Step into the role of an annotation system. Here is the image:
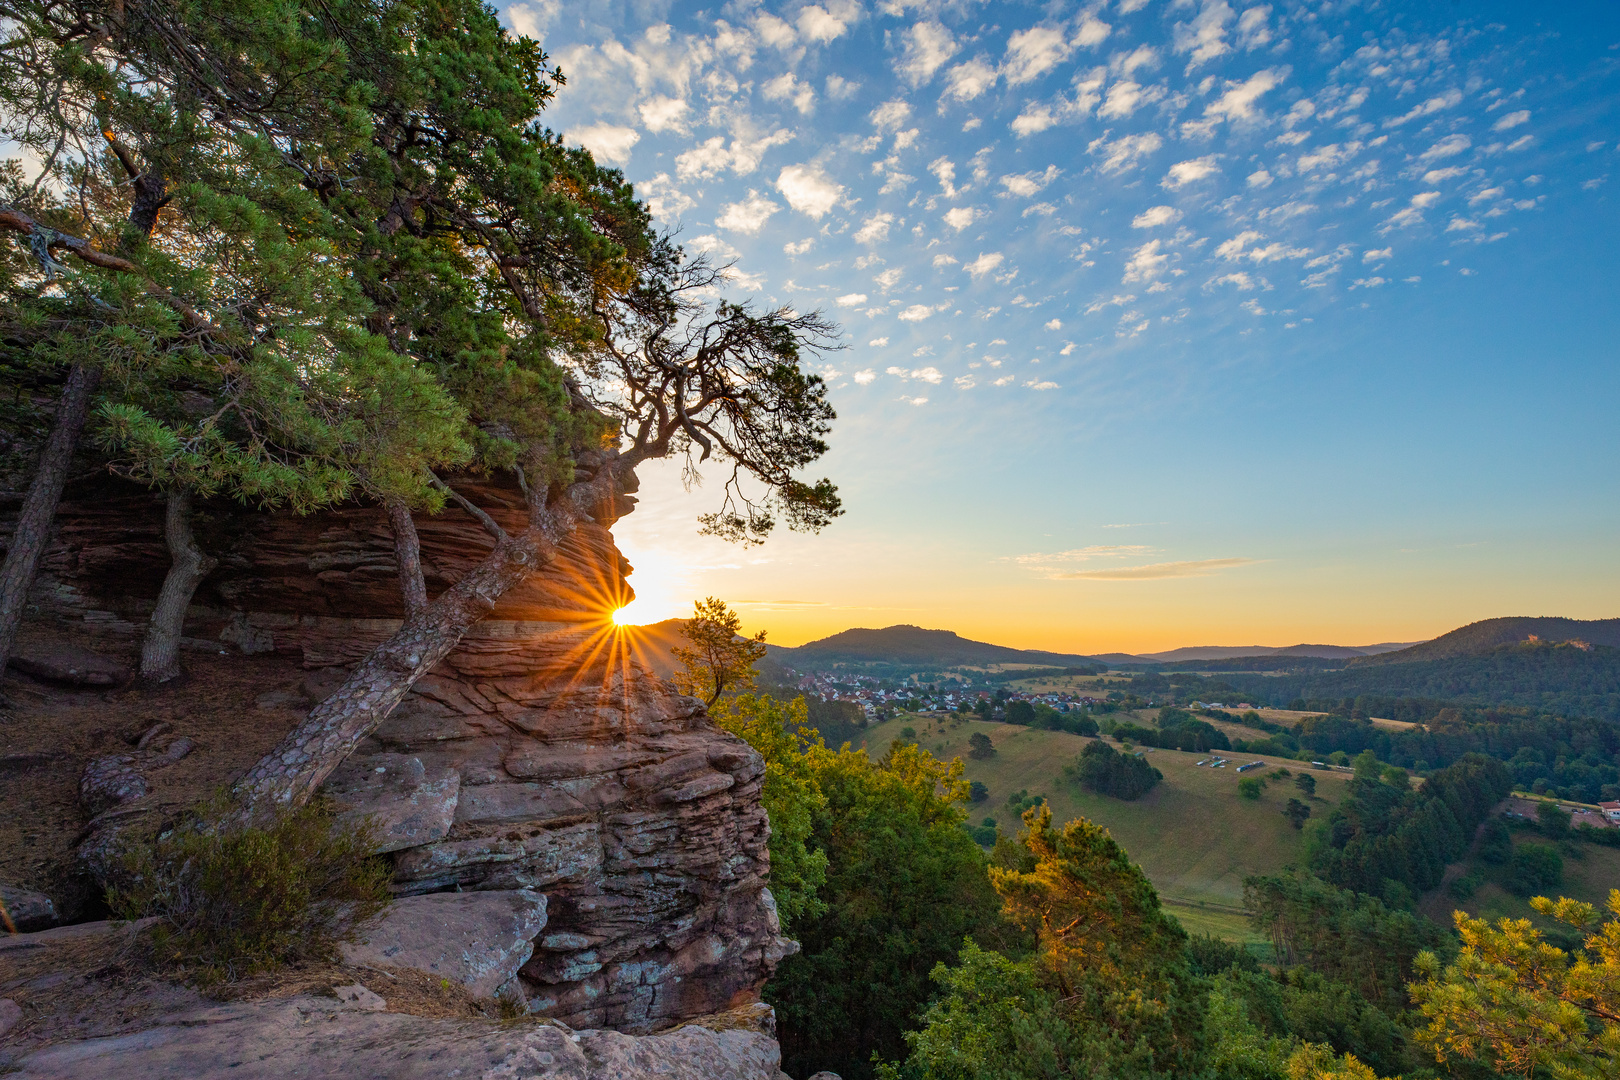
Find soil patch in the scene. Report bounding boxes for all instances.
[0,628,315,920]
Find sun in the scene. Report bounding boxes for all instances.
[611,601,642,627]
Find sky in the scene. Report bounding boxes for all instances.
[499,0,1620,654]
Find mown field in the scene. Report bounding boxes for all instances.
[855,713,1356,938]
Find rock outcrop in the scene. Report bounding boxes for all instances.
[7,995,793,1080]
[4,472,793,1034]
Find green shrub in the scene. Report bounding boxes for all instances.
[108,798,391,983]
[1238,777,1264,800]
[1505,842,1563,897]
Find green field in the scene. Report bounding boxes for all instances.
[856,714,1355,923]
[1419,833,1620,934]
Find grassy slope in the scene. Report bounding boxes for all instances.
[1419,833,1620,935]
[855,714,1356,936]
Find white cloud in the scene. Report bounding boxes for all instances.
[567,123,641,164]
[898,304,936,321]
[964,252,1005,277]
[1099,80,1166,120]
[1380,191,1441,230]
[753,12,797,50]
[1162,156,1221,189]
[1111,45,1159,76]
[1203,68,1283,124]
[797,1,859,43]
[1247,168,1274,188]
[1384,88,1463,128]
[835,293,868,306]
[1044,318,1062,330]
[900,396,929,406]
[928,156,958,197]
[1004,25,1074,85]
[688,234,743,261]
[1215,230,1309,262]
[1132,205,1183,228]
[1173,0,1235,70]
[503,0,561,39]
[1468,186,1505,206]
[853,212,896,244]
[640,173,695,220]
[826,74,860,101]
[1088,131,1164,174]
[999,165,1060,197]
[1211,271,1255,289]
[1123,239,1170,283]
[1011,104,1059,137]
[898,20,958,86]
[1493,109,1531,132]
[1237,5,1272,49]
[1076,15,1112,47]
[784,238,814,256]
[1421,166,1468,185]
[638,95,689,133]
[1026,379,1060,391]
[911,366,943,383]
[763,72,817,114]
[870,99,912,133]
[944,57,999,102]
[675,129,794,179]
[955,375,977,389]
[1295,142,1360,173]
[1363,247,1392,262]
[993,375,1016,386]
[715,190,781,234]
[874,267,905,290]
[776,164,844,217]
[932,254,959,267]
[944,206,982,231]
[1419,134,1472,162]
[868,337,888,347]
[853,369,876,384]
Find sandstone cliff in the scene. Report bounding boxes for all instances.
[1,472,793,1034]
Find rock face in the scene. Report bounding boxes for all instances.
[7,995,792,1080]
[340,889,548,999]
[7,472,793,1034]
[0,885,59,933]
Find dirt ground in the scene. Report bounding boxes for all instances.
[0,628,314,921]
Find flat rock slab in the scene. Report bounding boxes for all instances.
[7,642,128,687]
[5,995,790,1080]
[0,885,59,933]
[341,889,547,998]
[325,753,460,854]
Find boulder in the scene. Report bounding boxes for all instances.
[324,753,460,854]
[4,995,792,1079]
[0,884,59,933]
[8,641,128,687]
[340,890,548,999]
[78,755,147,816]
[0,999,19,1039]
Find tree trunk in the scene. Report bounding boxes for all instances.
[139,488,217,682]
[0,364,102,675]
[231,461,623,820]
[386,497,428,619]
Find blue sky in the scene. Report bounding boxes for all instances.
[502,0,1620,652]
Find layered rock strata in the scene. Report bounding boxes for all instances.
[4,473,792,1033]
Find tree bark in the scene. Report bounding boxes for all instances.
[231,460,624,820]
[139,488,217,682]
[386,497,428,619]
[0,364,102,675]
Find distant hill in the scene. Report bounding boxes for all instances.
[1140,642,1420,663]
[770,625,1099,671]
[1350,617,1620,666]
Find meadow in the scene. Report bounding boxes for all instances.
[856,713,1356,939]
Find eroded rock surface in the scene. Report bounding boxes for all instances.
[7,996,791,1080]
[340,889,547,999]
[0,885,58,933]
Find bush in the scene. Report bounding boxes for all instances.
[1505,842,1563,896]
[1448,871,1483,900]
[967,732,995,760]
[107,798,391,983]
[1186,931,1260,976]
[1066,741,1161,801]
[1283,798,1311,829]
[1238,777,1264,800]
[968,780,989,802]
[1478,818,1514,864]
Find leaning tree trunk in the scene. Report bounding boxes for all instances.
[139,488,218,682]
[0,364,103,675]
[386,497,428,619]
[231,460,624,820]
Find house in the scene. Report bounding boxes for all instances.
[1601,801,1620,824]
